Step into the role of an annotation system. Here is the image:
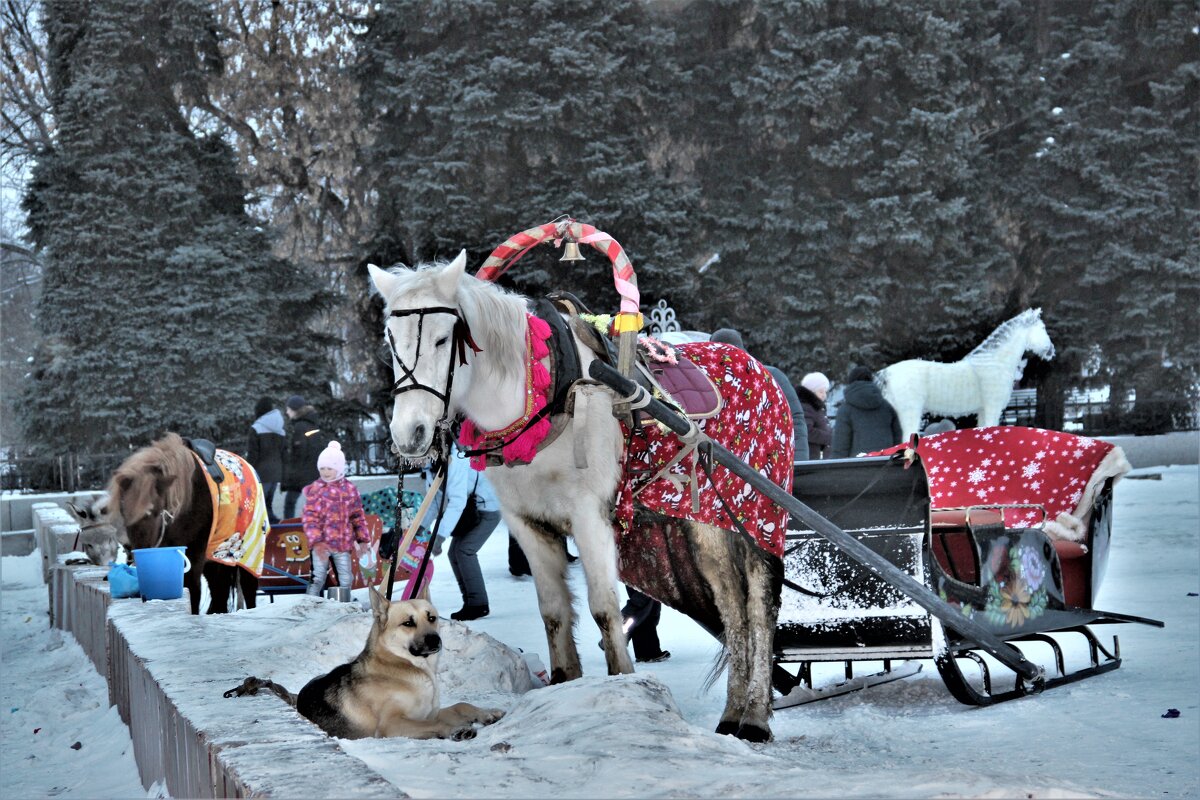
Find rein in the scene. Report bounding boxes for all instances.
[151,508,175,548]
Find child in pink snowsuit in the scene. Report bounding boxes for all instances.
[303,441,369,596]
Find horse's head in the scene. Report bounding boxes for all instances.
[66,498,123,565]
[1024,309,1056,360]
[107,433,193,549]
[368,251,472,458]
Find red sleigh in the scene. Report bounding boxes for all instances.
[772,426,1164,707]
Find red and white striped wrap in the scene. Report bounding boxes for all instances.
[477,219,641,316]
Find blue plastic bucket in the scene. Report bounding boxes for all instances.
[132,547,191,601]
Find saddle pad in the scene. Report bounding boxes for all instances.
[196,450,268,576]
[645,356,720,418]
[615,341,794,563]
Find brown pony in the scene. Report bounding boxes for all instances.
[102,432,257,614]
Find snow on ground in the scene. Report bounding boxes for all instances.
[1,465,1197,799]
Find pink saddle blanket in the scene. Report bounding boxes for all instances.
[641,354,721,418]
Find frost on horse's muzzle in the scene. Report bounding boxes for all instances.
[390,419,435,458]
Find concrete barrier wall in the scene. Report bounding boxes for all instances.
[1,490,105,532]
[52,564,395,797]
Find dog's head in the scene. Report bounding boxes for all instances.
[368,589,442,661]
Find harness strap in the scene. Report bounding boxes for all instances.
[461,298,585,466]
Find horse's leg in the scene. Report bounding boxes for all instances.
[571,503,634,677]
[205,563,237,614]
[690,523,753,737]
[737,547,780,742]
[239,568,258,610]
[509,516,580,683]
[184,545,205,615]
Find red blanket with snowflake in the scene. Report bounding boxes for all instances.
[871,426,1117,529]
[614,342,794,566]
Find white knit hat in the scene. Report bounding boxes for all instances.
[801,372,830,393]
[317,440,346,479]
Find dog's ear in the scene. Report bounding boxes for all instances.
[368,585,390,625]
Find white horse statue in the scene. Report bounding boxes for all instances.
[368,251,793,742]
[878,308,1055,437]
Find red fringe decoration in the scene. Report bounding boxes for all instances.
[459,313,555,470]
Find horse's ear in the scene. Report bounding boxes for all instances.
[435,250,468,300]
[367,263,399,301]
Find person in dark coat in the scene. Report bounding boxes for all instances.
[831,366,904,458]
[282,394,325,520]
[798,372,833,460]
[247,396,286,523]
[709,328,809,460]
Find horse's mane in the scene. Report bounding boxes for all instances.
[109,432,196,519]
[965,308,1042,360]
[377,260,530,385]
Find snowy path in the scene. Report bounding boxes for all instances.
[0,465,1196,798]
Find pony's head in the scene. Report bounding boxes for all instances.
[368,251,474,457]
[1023,309,1055,360]
[106,432,195,549]
[66,498,122,565]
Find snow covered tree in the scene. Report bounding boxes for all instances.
[678,0,1021,382]
[993,0,1199,432]
[21,0,332,454]
[355,0,699,311]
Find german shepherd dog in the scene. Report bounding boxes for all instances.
[226,591,505,740]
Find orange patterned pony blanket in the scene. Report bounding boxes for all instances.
[193,450,268,576]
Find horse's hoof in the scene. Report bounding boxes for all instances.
[735,723,772,743]
[714,720,740,737]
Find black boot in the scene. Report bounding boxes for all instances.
[451,604,490,621]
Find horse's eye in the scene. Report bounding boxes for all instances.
[434,336,449,348]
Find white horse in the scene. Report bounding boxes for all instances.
[878,308,1055,437]
[368,251,789,741]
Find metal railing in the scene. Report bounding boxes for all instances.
[0,435,403,494]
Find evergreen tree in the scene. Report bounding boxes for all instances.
[679,0,1022,382]
[21,0,332,454]
[995,0,1199,432]
[355,0,699,311]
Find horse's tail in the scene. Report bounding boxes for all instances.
[223,676,297,706]
[700,635,730,693]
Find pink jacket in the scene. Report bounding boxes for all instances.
[302,478,369,552]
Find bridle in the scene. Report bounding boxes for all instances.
[151,508,175,548]
[383,305,481,453]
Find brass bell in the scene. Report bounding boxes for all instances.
[559,241,586,262]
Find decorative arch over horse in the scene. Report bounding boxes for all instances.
[368,220,794,741]
[878,308,1055,437]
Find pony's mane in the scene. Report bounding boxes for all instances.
[378,259,530,384]
[966,308,1043,360]
[109,432,196,519]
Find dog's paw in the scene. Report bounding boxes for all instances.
[476,708,505,726]
[450,726,477,741]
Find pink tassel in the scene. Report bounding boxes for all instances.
[528,315,551,339]
[531,363,551,391]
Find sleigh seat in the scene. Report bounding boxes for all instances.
[929,476,1116,611]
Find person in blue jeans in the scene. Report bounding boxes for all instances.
[420,445,501,621]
